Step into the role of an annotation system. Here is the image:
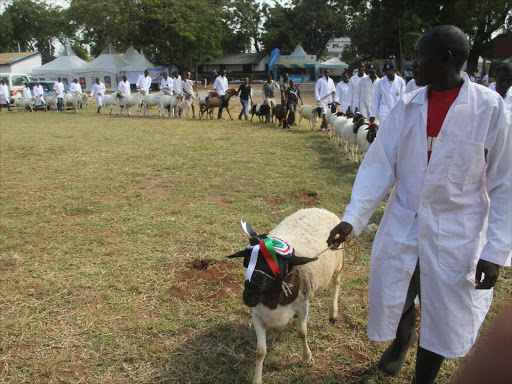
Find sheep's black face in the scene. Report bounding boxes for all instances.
[366,123,379,143]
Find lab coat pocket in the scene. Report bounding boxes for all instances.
[439,214,481,271]
[447,138,485,184]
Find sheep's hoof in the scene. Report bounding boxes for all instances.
[329,318,337,324]
[302,355,314,365]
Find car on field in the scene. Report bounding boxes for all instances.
[28,81,70,99]
[0,73,30,104]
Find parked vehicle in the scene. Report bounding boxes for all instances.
[0,73,30,104]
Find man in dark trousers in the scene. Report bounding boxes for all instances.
[327,25,511,384]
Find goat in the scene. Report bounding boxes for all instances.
[325,102,339,133]
[160,94,182,118]
[64,93,88,113]
[297,105,323,131]
[229,208,345,384]
[121,91,144,116]
[177,95,195,118]
[340,113,364,160]
[45,94,58,111]
[142,92,162,117]
[103,93,119,115]
[271,104,288,128]
[249,104,271,123]
[14,97,35,112]
[355,121,379,163]
[329,112,347,144]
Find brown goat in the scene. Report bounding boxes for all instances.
[199,89,238,120]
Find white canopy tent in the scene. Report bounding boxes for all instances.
[31,43,87,86]
[75,45,127,91]
[317,57,348,76]
[121,51,156,84]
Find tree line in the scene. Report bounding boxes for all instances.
[0,0,510,72]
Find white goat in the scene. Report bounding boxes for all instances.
[103,93,119,115]
[122,92,144,116]
[159,94,181,118]
[356,121,379,163]
[141,92,162,117]
[330,113,348,145]
[177,95,195,118]
[298,105,324,131]
[229,208,345,384]
[45,95,58,111]
[64,93,88,113]
[14,97,35,112]
[325,102,339,133]
[340,115,360,160]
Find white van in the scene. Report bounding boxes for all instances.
[0,73,30,104]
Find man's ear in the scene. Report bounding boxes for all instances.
[289,256,318,267]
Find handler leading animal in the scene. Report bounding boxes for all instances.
[328,25,511,384]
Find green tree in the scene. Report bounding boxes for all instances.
[224,0,268,52]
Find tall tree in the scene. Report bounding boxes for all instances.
[224,0,268,52]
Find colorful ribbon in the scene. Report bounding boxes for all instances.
[260,238,282,276]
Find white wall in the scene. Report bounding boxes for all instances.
[3,54,42,74]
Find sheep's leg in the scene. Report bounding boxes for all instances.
[252,312,267,384]
[329,271,343,323]
[296,301,313,364]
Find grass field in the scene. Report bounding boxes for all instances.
[1,102,510,384]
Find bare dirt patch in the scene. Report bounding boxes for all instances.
[170,259,242,301]
[205,195,232,208]
[266,190,319,207]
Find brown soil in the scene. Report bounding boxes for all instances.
[266,190,319,207]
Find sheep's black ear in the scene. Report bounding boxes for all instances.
[289,256,318,266]
[228,250,247,259]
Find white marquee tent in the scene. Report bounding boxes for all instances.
[317,57,348,76]
[31,43,87,86]
[121,49,156,84]
[74,45,127,91]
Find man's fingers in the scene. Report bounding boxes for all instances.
[475,262,483,284]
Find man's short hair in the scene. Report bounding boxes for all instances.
[496,62,512,77]
[422,25,470,71]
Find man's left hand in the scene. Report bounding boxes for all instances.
[475,259,500,289]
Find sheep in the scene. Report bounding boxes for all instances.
[330,112,348,144]
[297,105,323,131]
[228,208,345,384]
[249,104,271,123]
[325,102,339,133]
[355,121,379,163]
[14,97,35,112]
[340,113,364,160]
[271,104,288,128]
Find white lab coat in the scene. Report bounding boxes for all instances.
[335,81,350,113]
[22,87,32,98]
[117,80,130,106]
[53,82,65,99]
[342,72,511,358]
[213,75,228,96]
[160,77,172,93]
[370,75,406,123]
[315,76,336,113]
[172,75,183,95]
[406,79,422,93]
[32,85,44,106]
[347,74,367,111]
[0,84,9,104]
[69,82,82,94]
[90,82,106,107]
[136,75,152,94]
[359,76,380,118]
[488,82,496,92]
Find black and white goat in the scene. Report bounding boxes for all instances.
[356,121,379,163]
[250,104,271,123]
[228,208,345,384]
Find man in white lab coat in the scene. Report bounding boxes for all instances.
[53,77,65,112]
[0,79,11,111]
[70,78,82,94]
[90,77,106,113]
[358,64,380,118]
[160,72,173,95]
[32,80,45,111]
[136,69,152,95]
[315,69,336,129]
[328,25,511,384]
[334,72,350,113]
[117,75,131,114]
[347,62,367,114]
[370,63,406,123]
[213,69,229,119]
[172,71,183,96]
[22,82,32,98]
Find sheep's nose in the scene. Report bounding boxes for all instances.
[243,289,260,307]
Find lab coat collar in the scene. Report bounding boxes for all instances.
[411,71,470,106]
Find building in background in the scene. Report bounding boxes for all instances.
[325,37,351,59]
[0,52,42,74]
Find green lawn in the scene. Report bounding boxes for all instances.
[1,108,510,383]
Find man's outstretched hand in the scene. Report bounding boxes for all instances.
[327,222,353,249]
[475,259,500,289]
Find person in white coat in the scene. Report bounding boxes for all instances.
[328,25,511,384]
[159,72,173,95]
[315,69,336,129]
[335,72,350,113]
[370,63,406,123]
[53,77,65,112]
[493,62,512,113]
[347,62,368,113]
[69,78,82,94]
[213,69,229,119]
[406,78,422,93]
[117,75,131,114]
[136,69,152,95]
[358,64,380,118]
[22,83,32,98]
[90,77,106,113]
[0,79,11,111]
[172,71,183,95]
[32,80,45,111]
